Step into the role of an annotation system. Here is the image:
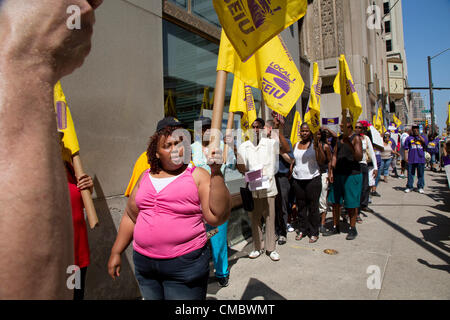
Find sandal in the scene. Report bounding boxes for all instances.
[295,232,305,241]
[309,236,318,243]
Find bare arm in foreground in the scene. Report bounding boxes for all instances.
[0,0,102,299]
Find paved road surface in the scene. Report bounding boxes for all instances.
[206,169,450,300]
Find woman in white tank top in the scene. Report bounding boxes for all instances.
[290,123,326,243]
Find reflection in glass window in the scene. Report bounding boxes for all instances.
[192,0,221,27]
[167,0,187,8]
[163,20,260,132]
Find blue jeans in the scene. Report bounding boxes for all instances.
[133,244,210,300]
[407,163,425,189]
[430,153,437,164]
[376,158,392,186]
[206,222,229,278]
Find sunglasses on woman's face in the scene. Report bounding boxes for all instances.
[355,126,363,129]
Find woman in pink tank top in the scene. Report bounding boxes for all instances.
[107,117,231,300]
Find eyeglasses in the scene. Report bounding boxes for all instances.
[355,126,363,129]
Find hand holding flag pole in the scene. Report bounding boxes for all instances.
[72,154,99,229]
[209,70,228,162]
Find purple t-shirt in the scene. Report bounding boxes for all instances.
[443,155,450,167]
[404,135,428,164]
[426,138,440,154]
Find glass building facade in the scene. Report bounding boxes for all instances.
[162,1,263,192]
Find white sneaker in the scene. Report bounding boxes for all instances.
[419,189,425,194]
[269,251,280,261]
[249,250,263,259]
[286,224,294,233]
[404,188,411,193]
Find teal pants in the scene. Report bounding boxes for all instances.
[206,221,229,278]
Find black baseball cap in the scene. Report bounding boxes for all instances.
[156,116,186,132]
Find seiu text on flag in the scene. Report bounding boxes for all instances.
[54,81,80,155]
[213,0,308,61]
[333,55,362,128]
[217,30,304,117]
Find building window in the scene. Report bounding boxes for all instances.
[384,20,391,33]
[192,0,220,27]
[163,19,257,189]
[167,0,220,27]
[162,20,261,131]
[386,39,392,52]
[383,2,390,15]
[167,0,187,9]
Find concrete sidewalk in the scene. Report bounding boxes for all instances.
[206,169,450,300]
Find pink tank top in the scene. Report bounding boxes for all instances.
[133,167,207,259]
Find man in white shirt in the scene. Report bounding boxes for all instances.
[237,118,291,261]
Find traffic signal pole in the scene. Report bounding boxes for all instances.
[427,56,435,135]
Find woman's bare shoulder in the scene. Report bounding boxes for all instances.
[191,166,210,184]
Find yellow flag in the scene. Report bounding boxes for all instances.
[164,90,177,117]
[304,62,321,134]
[217,29,304,117]
[333,55,362,128]
[290,110,301,146]
[54,81,80,155]
[230,76,257,133]
[124,152,150,197]
[213,0,308,61]
[393,114,402,128]
[374,106,383,133]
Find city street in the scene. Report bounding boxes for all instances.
[207,169,450,300]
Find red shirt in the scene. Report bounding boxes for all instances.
[66,164,90,268]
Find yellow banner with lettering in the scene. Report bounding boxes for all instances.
[304,62,321,134]
[54,81,80,155]
[393,114,402,128]
[230,76,257,136]
[213,0,308,61]
[217,29,304,117]
[333,55,362,128]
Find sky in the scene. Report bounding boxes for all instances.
[402,0,450,134]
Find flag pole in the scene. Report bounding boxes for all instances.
[210,70,228,154]
[72,154,99,229]
[223,112,234,164]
